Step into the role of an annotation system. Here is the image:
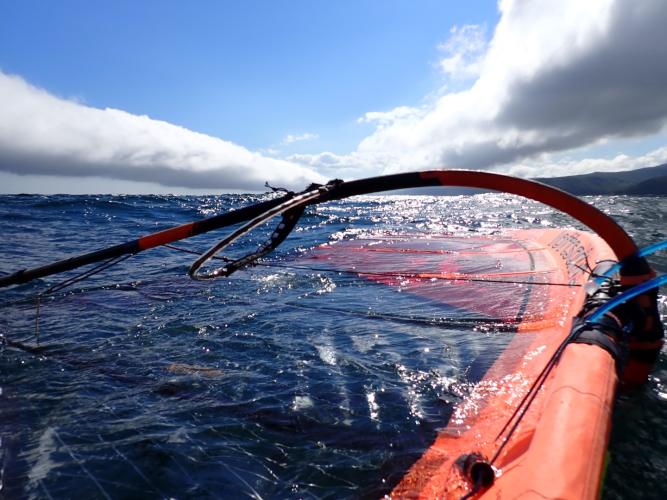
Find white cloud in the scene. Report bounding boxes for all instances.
[0,72,326,191]
[508,145,667,179]
[282,132,318,145]
[437,24,488,80]
[301,0,667,178]
[357,106,424,126]
[286,151,384,179]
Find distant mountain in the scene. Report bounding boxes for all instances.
[536,163,667,195]
[623,174,667,195]
[389,162,667,196]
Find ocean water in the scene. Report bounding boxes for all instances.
[0,193,665,499]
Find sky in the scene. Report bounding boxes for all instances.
[1,0,667,194]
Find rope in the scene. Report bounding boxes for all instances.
[42,254,134,295]
[29,254,134,343]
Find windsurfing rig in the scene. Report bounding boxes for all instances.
[186,170,662,397]
[1,170,664,498]
[0,169,663,381]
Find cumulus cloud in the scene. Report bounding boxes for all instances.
[0,72,325,191]
[295,0,667,177]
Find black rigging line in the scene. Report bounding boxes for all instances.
[28,254,134,344]
[42,254,134,295]
[280,300,517,331]
[488,325,579,467]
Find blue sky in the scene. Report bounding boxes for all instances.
[1,0,666,193]
[2,1,495,152]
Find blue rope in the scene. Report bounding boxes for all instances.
[588,274,667,323]
[599,238,667,280]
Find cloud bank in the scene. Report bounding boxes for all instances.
[293,0,667,177]
[0,72,325,191]
[507,146,667,179]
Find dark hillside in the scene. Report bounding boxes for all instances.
[537,163,667,195]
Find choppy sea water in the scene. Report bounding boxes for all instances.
[0,193,665,499]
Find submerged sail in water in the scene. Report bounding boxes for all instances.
[296,228,617,498]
